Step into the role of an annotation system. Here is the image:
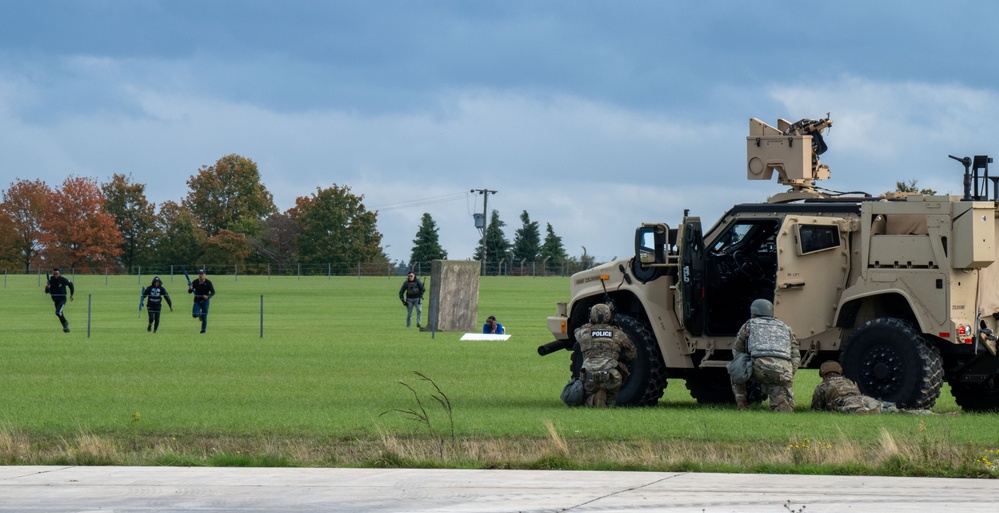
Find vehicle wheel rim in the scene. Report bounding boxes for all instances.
[873,362,890,380]
[861,345,902,396]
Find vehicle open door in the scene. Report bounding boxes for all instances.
[678,216,705,336]
[774,217,850,338]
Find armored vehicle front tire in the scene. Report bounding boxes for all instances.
[841,317,943,409]
[569,314,667,406]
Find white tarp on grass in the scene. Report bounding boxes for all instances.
[459,333,511,341]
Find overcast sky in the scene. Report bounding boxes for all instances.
[3,1,999,264]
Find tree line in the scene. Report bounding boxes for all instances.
[0,154,384,274]
[1,153,583,276]
[407,210,578,276]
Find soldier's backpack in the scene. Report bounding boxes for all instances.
[726,353,753,384]
[560,377,584,406]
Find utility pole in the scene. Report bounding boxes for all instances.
[471,189,497,273]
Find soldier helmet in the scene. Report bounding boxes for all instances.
[589,303,612,324]
[750,298,774,317]
[819,361,843,378]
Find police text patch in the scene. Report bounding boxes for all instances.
[590,330,614,338]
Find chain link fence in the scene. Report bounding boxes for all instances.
[5,260,597,279]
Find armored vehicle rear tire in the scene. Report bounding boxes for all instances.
[569,314,666,406]
[841,317,943,409]
[948,377,999,412]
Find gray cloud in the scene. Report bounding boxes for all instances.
[3,2,999,264]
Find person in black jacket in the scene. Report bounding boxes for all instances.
[44,268,74,333]
[398,272,425,328]
[188,269,215,334]
[143,276,173,333]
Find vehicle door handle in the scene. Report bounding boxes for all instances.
[780,282,805,289]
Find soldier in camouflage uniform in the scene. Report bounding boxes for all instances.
[730,299,800,412]
[810,361,901,414]
[574,303,638,408]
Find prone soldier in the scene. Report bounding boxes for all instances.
[809,361,932,414]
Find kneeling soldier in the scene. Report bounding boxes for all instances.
[574,304,637,407]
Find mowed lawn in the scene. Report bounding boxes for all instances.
[0,272,997,474]
[0,273,582,436]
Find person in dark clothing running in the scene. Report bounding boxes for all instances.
[44,268,74,333]
[143,276,173,333]
[398,271,425,328]
[188,270,215,334]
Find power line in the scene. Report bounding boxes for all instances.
[370,192,467,212]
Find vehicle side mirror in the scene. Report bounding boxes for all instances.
[635,224,668,265]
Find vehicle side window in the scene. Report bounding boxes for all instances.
[798,224,841,254]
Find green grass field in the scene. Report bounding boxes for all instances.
[1,272,997,476]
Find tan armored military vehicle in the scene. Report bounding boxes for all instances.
[539,115,999,411]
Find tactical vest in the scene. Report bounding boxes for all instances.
[747,317,792,360]
[579,324,621,372]
[820,377,881,413]
[824,377,862,403]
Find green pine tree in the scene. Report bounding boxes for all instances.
[538,223,568,273]
[409,213,448,268]
[512,210,541,263]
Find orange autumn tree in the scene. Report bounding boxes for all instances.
[1,178,51,272]
[201,228,251,269]
[0,208,18,270]
[43,176,123,270]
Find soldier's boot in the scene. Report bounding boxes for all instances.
[731,382,749,411]
[606,388,618,408]
[592,390,607,408]
[771,393,794,413]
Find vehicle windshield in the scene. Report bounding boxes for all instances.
[710,223,753,252]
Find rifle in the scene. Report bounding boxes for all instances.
[599,274,615,316]
[138,286,146,318]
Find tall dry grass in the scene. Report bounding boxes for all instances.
[2,423,995,478]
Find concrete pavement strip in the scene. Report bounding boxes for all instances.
[1,466,997,512]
